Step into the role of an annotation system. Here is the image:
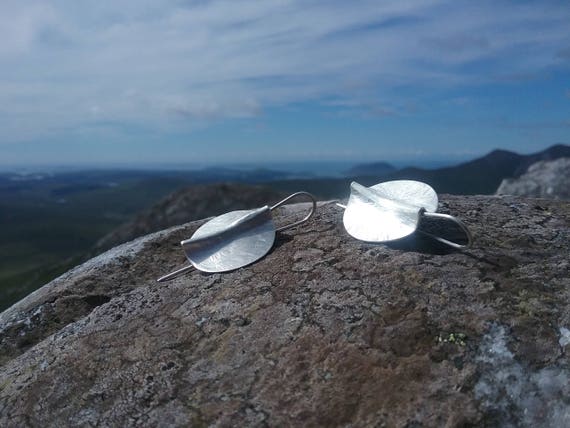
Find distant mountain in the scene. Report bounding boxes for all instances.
[496,157,570,199]
[95,182,287,251]
[346,161,395,176]
[269,144,570,197]
[381,144,570,194]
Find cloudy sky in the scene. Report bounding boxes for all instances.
[1,0,569,167]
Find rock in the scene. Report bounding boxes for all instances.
[496,157,570,199]
[1,196,569,427]
[95,183,287,251]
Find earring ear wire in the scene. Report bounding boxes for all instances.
[419,210,473,249]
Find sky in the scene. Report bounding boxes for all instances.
[0,0,569,167]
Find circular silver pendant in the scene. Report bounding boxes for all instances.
[343,180,438,242]
[182,206,276,273]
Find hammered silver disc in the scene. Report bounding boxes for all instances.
[343,180,438,242]
[182,206,275,272]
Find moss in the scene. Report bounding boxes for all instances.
[435,332,467,347]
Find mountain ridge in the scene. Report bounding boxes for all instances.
[385,143,570,194]
[270,144,570,197]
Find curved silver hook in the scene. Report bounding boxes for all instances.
[271,191,317,232]
[419,211,473,249]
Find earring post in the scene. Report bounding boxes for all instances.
[157,264,194,282]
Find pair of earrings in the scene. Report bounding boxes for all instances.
[157,180,473,282]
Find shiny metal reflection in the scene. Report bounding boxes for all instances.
[341,180,472,249]
[157,192,317,282]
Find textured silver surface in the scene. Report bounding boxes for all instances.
[156,192,318,281]
[182,206,275,273]
[343,180,438,242]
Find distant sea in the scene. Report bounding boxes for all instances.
[0,157,469,178]
[256,158,464,177]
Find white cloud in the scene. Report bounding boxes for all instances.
[0,0,569,143]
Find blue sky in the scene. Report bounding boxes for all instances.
[0,0,569,167]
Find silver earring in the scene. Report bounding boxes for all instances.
[337,180,472,249]
[157,192,317,282]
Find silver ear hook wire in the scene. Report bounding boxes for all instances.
[271,191,317,232]
[418,210,473,249]
[157,192,317,283]
[335,201,472,250]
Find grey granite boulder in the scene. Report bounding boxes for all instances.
[1,197,569,427]
[496,157,570,199]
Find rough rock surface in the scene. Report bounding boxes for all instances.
[496,157,570,199]
[1,196,569,427]
[95,183,286,251]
